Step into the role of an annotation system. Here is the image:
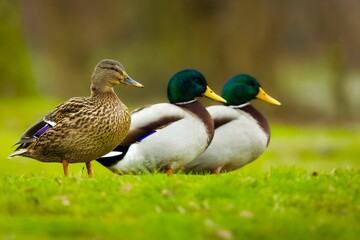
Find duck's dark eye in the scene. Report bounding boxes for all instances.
[110,67,123,75]
[248,80,257,87]
[195,78,204,84]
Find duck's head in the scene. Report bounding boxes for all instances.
[91,59,143,93]
[222,74,281,106]
[167,69,226,104]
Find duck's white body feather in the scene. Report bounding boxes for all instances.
[184,105,269,173]
[105,102,212,174]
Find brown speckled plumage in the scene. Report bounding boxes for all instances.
[10,59,143,176]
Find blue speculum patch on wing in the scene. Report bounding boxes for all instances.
[138,130,156,142]
[34,123,53,138]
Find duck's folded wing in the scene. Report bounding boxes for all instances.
[121,103,185,145]
[46,97,92,123]
[97,103,185,165]
[13,118,56,148]
[14,97,90,147]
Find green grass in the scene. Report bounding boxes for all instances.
[1,98,359,239]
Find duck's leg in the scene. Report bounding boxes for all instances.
[166,168,172,176]
[62,159,69,176]
[86,162,93,177]
[214,166,222,175]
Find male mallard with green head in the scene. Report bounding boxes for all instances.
[9,59,143,176]
[96,69,226,175]
[184,74,281,174]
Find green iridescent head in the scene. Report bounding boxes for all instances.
[167,69,226,104]
[222,74,281,106]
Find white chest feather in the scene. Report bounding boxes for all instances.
[185,105,268,172]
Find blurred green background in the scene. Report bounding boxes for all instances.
[2,0,360,122]
[1,0,359,174]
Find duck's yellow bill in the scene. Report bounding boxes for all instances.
[203,86,227,103]
[256,87,281,106]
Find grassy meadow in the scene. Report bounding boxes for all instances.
[0,98,359,239]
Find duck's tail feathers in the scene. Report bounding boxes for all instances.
[8,149,27,158]
[96,145,130,167]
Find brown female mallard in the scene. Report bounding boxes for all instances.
[9,59,143,176]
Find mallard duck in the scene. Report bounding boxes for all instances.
[9,59,144,176]
[184,74,281,174]
[96,69,226,175]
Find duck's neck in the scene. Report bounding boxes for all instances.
[90,85,118,98]
[175,100,214,144]
[91,85,116,95]
[232,103,270,144]
[228,102,251,108]
[174,99,197,105]
[90,89,123,108]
